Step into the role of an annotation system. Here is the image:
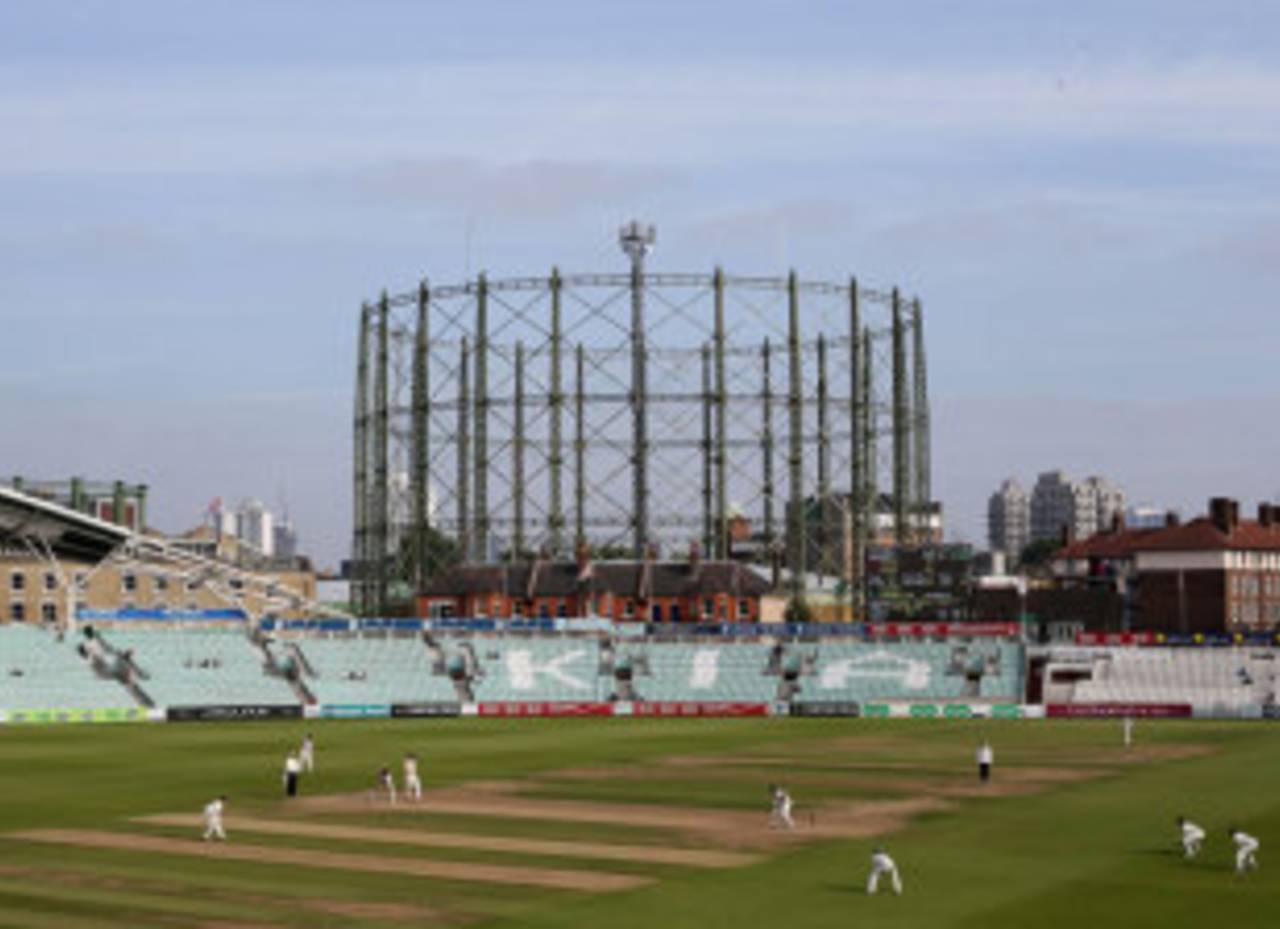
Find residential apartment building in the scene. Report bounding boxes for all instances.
[987,478,1030,562]
[1030,470,1125,543]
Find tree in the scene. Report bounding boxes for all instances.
[1019,538,1061,569]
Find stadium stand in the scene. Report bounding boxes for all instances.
[295,634,458,704]
[469,636,601,701]
[0,623,1049,711]
[801,642,1023,703]
[104,628,297,707]
[0,624,136,709]
[618,642,777,702]
[1052,647,1277,710]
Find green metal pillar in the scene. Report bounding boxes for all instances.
[548,267,565,555]
[513,341,526,560]
[411,280,430,592]
[374,292,390,614]
[849,279,865,616]
[574,344,586,551]
[891,288,909,550]
[912,297,931,543]
[761,338,775,548]
[112,480,126,528]
[472,274,489,562]
[701,344,713,554]
[786,271,806,601]
[816,333,830,577]
[713,267,728,560]
[352,302,371,614]
[456,338,471,565]
[861,326,876,610]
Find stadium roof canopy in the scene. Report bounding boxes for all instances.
[0,485,128,564]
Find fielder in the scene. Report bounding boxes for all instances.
[1177,816,1205,859]
[403,753,422,802]
[378,766,397,805]
[768,784,794,830]
[299,733,315,773]
[1229,827,1260,874]
[866,846,903,895]
[976,740,994,783]
[202,795,227,841]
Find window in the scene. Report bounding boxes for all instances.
[43,573,57,591]
[154,575,168,592]
[623,599,634,618]
[9,602,24,622]
[122,573,137,593]
[10,571,25,592]
[737,599,750,618]
[41,603,56,623]
[703,597,714,618]
[229,578,244,591]
[557,603,568,618]
[74,571,87,590]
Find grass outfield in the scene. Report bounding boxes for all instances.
[0,717,1275,927]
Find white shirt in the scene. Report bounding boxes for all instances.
[1182,821,1205,842]
[871,851,896,872]
[300,739,314,757]
[285,756,302,775]
[774,791,792,814]
[977,744,994,765]
[204,799,223,821]
[1233,831,1260,853]
[404,758,419,779]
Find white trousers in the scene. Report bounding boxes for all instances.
[1236,847,1258,873]
[1182,837,1202,859]
[203,818,226,841]
[867,864,902,895]
[405,775,422,801]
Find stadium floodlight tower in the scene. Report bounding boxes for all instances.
[620,220,657,558]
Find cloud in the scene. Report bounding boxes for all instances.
[1202,219,1280,275]
[357,158,682,221]
[3,59,1280,175]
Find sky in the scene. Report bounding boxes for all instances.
[2,1,1279,568]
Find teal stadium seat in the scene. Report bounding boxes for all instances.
[298,635,458,704]
[0,624,137,710]
[106,628,297,707]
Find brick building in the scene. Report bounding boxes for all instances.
[418,546,772,622]
[1052,497,1280,633]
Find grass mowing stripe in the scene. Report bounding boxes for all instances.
[11,829,653,892]
[136,814,759,868]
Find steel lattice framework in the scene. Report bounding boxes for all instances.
[352,253,930,616]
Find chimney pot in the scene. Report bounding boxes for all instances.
[1209,497,1233,534]
[1165,511,1181,528]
